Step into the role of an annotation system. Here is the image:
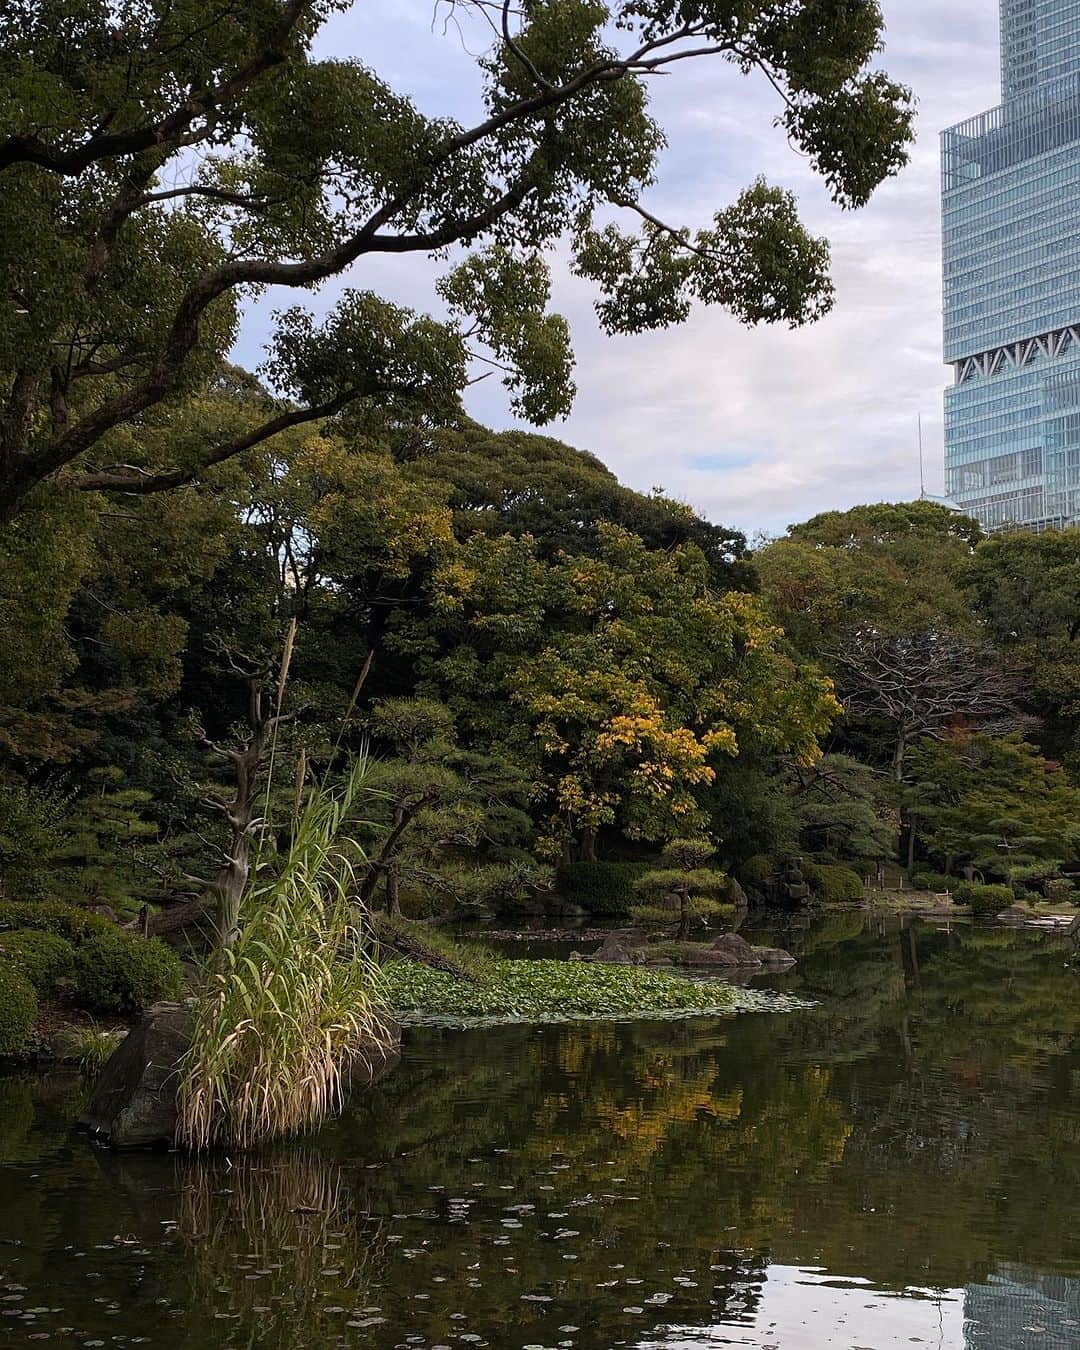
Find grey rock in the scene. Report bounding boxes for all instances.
[709,933,760,964]
[79,1002,192,1149]
[588,929,648,965]
[726,879,749,910]
[754,946,797,967]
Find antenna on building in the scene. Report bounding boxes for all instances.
[918,413,926,499]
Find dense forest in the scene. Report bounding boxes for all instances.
[4,399,1080,931]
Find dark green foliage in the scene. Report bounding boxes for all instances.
[43,768,160,915]
[965,528,1080,775]
[73,931,183,1014]
[1043,878,1078,906]
[906,735,1080,883]
[632,838,730,938]
[554,861,650,916]
[802,862,865,903]
[0,900,112,944]
[787,756,892,864]
[910,871,957,894]
[739,855,774,889]
[0,963,37,1055]
[0,930,75,994]
[953,883,1016,916]
[0,782,66,901]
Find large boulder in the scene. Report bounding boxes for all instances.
[79,1002,402,1150]
[79,1002,192,1149]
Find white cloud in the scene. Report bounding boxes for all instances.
[233,2,1005,536]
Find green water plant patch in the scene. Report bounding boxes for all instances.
[385,957,809,1027]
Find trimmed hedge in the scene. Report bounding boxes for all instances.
[0,930,75,993]
[0,963,38,1055]
[953,882,1016,916]
[0,900,112,944]
[803,861,865,903]
[554,861,650,916]
[73,930,183,1013]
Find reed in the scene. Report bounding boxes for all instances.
[177,758,390,1150]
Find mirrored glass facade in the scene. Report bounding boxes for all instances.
[942,0,1080,530]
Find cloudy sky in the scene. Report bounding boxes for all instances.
[235,2,1005,537]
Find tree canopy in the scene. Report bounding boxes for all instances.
[1,1,912,519]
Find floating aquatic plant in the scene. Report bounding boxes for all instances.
[384,957,810,1027]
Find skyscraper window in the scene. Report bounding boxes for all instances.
[942,0,1080,531]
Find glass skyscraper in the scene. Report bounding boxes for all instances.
[942,0,1080,531]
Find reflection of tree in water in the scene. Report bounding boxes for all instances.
[751,918,1080,1290]
[172,1153,389,1350]
[316,1019,854,1345]
[5,919,1080,1349]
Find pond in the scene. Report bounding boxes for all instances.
[3,915,1080,1348]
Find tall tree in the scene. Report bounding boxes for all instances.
[906,734,1080,885]
[418,522,837,858]
[0,1,912,519]
[965,528,1080,776]
[756,500,983,657]
[834,631,1030,781]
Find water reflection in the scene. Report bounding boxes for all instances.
[1,917,1080,1347]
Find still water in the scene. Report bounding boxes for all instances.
[3,915,1080,1349]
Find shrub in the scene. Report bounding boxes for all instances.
[0,963,38,1055]
[739,855,773,889]
[554,861,650,916]
[804,862,865,903]
[1044,878,1078,906]
[911,871,956,894]
[73,931,183,1013]
[0,930,75,994]
[0,900,112,944]
[953,882,1016,916]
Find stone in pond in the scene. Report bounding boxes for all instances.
[754,946,797,967]
[706,934,796,968]
[79,1002,401,1150]
[589,930,648,965]
[709,933,760,965]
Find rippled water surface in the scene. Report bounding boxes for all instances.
[4,916,1080,1348]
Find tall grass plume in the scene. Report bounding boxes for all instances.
[177,759,389,1150]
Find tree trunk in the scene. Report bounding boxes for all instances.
[906,813,917,872]
[676,890,690,941]
[145,670,273,941]
[579,828,597,863]
[385,865,400,917]
[893,732,907,783]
